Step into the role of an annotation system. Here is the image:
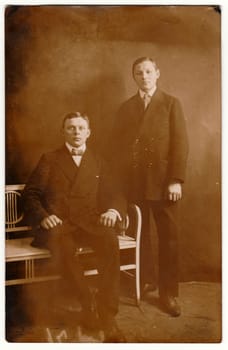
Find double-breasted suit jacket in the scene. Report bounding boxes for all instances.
[23,145,126,241]
[111,88,189,297]
[111,88,189,201]
[23,145,126,320]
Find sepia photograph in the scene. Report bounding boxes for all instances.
[4,3,222,345]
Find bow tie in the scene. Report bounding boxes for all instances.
[71,148,84,156]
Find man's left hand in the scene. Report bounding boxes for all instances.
[167,183,182,202]
[99,210,118,227]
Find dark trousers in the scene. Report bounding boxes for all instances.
[140,200,180,298]
[45,222,120,322]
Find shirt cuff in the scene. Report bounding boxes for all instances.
[107,209,122,221]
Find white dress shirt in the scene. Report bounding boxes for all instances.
[65,142,86,167]
[139,85,157,100]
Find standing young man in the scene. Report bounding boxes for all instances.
[111,57,189,316]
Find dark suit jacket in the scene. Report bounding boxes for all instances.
[111,89,189,201]
[23,145,126,240]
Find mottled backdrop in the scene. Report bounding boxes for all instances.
[5,5,221,281]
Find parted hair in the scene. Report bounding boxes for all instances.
[62,112,90,128]
[132,57,158,75]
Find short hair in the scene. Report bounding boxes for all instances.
[132,57,158,75]
[62,112,90,128]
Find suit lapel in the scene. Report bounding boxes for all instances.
[71,149,99,195]
[144,89,164,117]
[139,89,166,135]
[133,93,145,119]
[55,146,78,182]
[128,93,146,134]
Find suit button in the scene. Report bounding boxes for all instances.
[148,162,153,167]
[151,137,154,141]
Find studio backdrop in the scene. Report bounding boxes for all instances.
[5,5,221,282]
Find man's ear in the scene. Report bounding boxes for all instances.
[156,69,160,79]
[87,128,91,138]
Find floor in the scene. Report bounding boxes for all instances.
[5,279,222,343]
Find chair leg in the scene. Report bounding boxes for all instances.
[135,247,141,306]
[25,259,35,280]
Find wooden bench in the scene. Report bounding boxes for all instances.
[5,184,142,304]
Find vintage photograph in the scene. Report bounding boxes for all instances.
[5,4,221,343]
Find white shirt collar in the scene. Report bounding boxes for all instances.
[139,86,157,99]
[65,142,86,154]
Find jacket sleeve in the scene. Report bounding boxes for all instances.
[22,154,51,226]
[169,98,189,182]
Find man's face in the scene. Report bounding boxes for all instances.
[133,60,160,92]
[63,117,91,148]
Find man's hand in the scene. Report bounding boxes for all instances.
[167,183,182,202]
[40,215,63,230]
[99,210,118,228]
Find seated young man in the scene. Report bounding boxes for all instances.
[22,111,126,342]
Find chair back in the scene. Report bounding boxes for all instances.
[126,204,142,242]
[117,204,141,242]
[5,184,31,238]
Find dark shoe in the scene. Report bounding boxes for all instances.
[160,296,181,317]
[103,320,126,343]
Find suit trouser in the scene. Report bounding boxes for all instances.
[45,222,120,323]
[140,200,180,298]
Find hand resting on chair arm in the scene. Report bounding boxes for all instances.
[40,209,121,230]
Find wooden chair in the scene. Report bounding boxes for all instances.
[5,184,142,305]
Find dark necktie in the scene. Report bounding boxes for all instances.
[71,148,84,156]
